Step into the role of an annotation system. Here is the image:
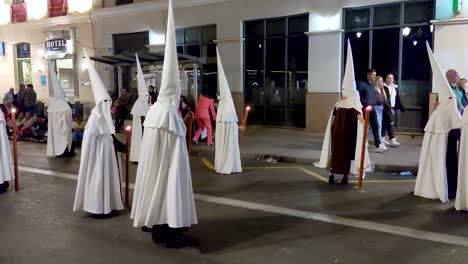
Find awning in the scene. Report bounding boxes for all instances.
[90,52,206,66]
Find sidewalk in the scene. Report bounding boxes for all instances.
[191,126,422,173]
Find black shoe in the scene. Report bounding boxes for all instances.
[141,226,152,233]
[341,176,349,185]
[0,182,9,194]
[328,175,335,184]
[152,224,169,244]
[165,230,190,249]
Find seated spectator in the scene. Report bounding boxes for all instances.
[17,112,36,139]
[24,84,37,114]
[3,88,14,104]
[30,115,48,141]
[72,116,86,148]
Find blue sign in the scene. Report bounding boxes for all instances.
[0,42,4,56]
[41,75,47,87]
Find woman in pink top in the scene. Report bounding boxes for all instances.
[193,93,216,145]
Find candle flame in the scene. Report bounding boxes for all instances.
[11,108,17,114]
[246,106,251,111]
[365,106,372,111]
[125,126,132,132]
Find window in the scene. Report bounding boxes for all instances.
[55,58,75,98]
[343,0,434,132]
[113,31,149,56]
[244,14,308,127]
[16,43,32,85]
[176,25,217,99]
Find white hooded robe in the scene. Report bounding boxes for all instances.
[131,0,197,228]
[455,107,468,210]
[414,43,461,203]
[73,50,124,214]
[319,40,371,176]
[47,61,73,157]
[215,48,242,174]
[0,111,14,185]
[130,54,150,162]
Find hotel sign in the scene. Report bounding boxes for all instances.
[45,39,68,53]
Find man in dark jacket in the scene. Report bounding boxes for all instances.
[357,69,386,152]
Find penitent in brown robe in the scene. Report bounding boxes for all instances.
[330,108,360,175]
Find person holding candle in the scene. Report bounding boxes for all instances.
[319,40,371,184]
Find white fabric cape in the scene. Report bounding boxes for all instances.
[318,108,371,175]
[130,127,197,228]
[456,109,468,210]
[0,111,14,184]
[73,117,124,214]
[215,122,242,174]
[47,110,73,156]
[130,116,143,162]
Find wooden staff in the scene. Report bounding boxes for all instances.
[358,106,372,189]
[11,108,19,192]
[125,125,131,208]
[239,106,251,144]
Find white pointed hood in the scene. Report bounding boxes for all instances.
[48,61,71,113]
[83,49,115,135]
[424,42,461,133]
[131,53,150,116]
[143,0,185,136]
[335,40,362,114]
[216,47,238,123]
[158,0,180,108]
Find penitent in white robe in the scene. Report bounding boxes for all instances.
[0,111,14,184]
[131,103,197,228]
[130,116,143,162]
[47,110,73,156]
[414,100,460,203]
[319,108,372,176]
[73,114,124,214]
[455,113,468,210]
[215,121,242,174]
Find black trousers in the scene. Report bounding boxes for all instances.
[381,109,394,140]
[447,129,460,199]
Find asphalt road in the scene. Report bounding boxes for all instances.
[1,141,468,263]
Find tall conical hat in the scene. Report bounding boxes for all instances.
[48,60,71,113]
[426,42,455,104]
[131,53,150,116]
[142,0,186,137]
[216,47,238,123]
[83,49,111,104]
[336,40,362,113]
[136,53,149,101]
[424,41,461,133]
[157,0,180,108]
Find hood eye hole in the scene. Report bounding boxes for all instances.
[449,97,453,99]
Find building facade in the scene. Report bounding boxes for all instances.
[0,0,459,133]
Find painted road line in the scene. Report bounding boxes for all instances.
[199,158,415,184]
[19,166,466,248]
